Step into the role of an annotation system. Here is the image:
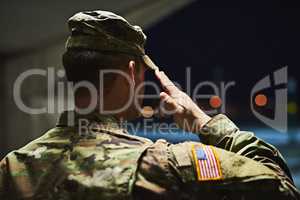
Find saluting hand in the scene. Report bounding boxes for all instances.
[155,70,211,133]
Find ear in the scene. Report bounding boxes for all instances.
[128,60,136,86]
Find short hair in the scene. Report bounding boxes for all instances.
[62,48,142,89]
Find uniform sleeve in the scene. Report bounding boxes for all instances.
[197,114,300,199]
[133,114,300,199]
[133,139,183,200]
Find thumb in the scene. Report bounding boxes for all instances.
[159,92,183,116]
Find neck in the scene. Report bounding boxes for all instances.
[74,76,138,121]
[74,94,133,122]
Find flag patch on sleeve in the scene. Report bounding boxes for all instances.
[192,144,222,181]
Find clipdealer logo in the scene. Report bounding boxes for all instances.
[12,66,289,133]
[250,67,288,133]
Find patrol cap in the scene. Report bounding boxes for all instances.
[66,10,159,71]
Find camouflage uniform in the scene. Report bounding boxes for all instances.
[0,111,299,200]
[1,10,299,199]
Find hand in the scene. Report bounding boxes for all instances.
[155,70,211,133]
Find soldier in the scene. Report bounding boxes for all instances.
[0,10,299,200]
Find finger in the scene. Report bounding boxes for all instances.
[156,71,175,88]
[160,92,177,113]
[155,71,180,95]
[154,69,161,80]
[160,92,176,106]
[159,92,184,115]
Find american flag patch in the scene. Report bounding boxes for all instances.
[192,144,222,181]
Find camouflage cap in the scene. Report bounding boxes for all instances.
[66,10,159,70]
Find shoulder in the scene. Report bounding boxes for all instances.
[136,139,178,176]
[136,140,199,181]
[168,141,200,183]
[136,140,199,184]
[134,139,182,198]
[137,139,169,169]
[91,124,154,146]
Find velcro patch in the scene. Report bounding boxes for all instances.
[192,144,222,181]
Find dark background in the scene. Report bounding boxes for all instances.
[0,0,299,187]
[145,1,299,123]
[142,1,300,186]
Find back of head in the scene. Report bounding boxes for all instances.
[62,10,159,91]
[63,10,158,86]
[62,49,141,90]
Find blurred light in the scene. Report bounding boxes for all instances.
[209,95,222,108]
[141,106,154,118]
[288,102,298,114]
[255,94,268,107]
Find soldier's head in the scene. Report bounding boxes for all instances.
[63,11,158,121]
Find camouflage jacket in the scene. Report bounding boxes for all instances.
[0,111,299,200]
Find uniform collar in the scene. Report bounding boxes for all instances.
[56,110,119,128]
